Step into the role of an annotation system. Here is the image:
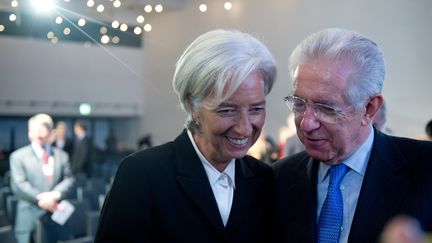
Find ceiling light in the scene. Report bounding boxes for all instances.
[134,26,142,35]
[136,15,144,23]
[100,26,108,34]
[224,2,232,10]
[9,14,17,21]
[101,35,110,44]
[143,24,152,32]
[78,18,86,26]
[111,20,120,28]
[199,4,207,12]
[32,0,55,13]
[87,0,94,7]
[119,24,128,32]
[63,27,70,35]
[55,16,63,24]
[144,5,152,13]
[112,36,120,44]
[11,0,18,8]
[96,4,104,12]
[155,4,163,13]
[113,0,121,8]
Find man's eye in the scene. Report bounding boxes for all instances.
[317,104,339,115]
[250,107,265,113]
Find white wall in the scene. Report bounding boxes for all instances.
[0,36,145,116]
[1,0,431,146]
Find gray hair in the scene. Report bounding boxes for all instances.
[288,28,385,109]
[28,113,54,130]
[173,29,277,132]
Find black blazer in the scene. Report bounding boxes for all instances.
[273,129,432,243]
[70,135,92,176]
[95,130,273,243]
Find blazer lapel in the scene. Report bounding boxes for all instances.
[52,148,62,185]
[224,158,258,230]
[348,130,409,243]
[173,131,226,235]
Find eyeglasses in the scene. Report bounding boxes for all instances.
[283,95,353,124]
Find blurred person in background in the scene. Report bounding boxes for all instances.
[10,113,74,243]
[426,120,432,140]
[373,100,393,134]
[52,121,73,157]
[283,113,305,158]
[95,29,276,243]
[70,120,93,176]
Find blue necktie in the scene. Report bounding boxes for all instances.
[317,163,349,243]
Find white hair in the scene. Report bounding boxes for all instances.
[289,28,385,109]
[173,29,277,131]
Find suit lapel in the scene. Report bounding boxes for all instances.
[348,130,409,243]
[52,148,62,185]
[173,131,226,235]
[225,158,257,230]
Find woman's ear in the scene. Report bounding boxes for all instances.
[361,95,383,126]
[187,95,199,121]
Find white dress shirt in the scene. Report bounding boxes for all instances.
[187,130,236,226]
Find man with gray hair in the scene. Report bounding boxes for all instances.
[10,113,74,243]
[273,28,432,243]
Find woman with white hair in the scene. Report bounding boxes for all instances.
[96,29,277,242]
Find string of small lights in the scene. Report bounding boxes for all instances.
[0,0,233,47]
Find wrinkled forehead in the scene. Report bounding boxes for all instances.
[292,60,355,103]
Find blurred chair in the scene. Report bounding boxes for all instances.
[57,235,93,243]
[0,225,17,243]
[86,211,100,238]
[5,195,18,226]
[0,210,10,227]
[35,199,91,243]
[0,187,12,211]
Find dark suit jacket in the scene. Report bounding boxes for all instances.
[273,129,432,243]
[70,135,92,176]
[95,130,273,243]
[52,138,74,158]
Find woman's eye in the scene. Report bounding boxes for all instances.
[216,109,235,115]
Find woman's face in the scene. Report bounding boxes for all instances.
[192,71,266,167]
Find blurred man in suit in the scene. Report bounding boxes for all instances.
[10,113,74,243]
[70,120,92,176]
[273,28,432,243]
[52,121,74,157]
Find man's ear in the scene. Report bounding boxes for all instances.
[362,95,383,126]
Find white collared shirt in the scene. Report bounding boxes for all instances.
[317,128,374,243]
[187,130,236,226]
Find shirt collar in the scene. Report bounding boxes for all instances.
[187,129,236,188]
[31,142,51,158]
[318,128,374,181]
[76,133,85,140]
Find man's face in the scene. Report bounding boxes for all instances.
[28,122,52,146]
[292,60,370,165]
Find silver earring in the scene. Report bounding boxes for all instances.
[195,120,200,126]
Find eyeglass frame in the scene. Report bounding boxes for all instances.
[283,95,355,124]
